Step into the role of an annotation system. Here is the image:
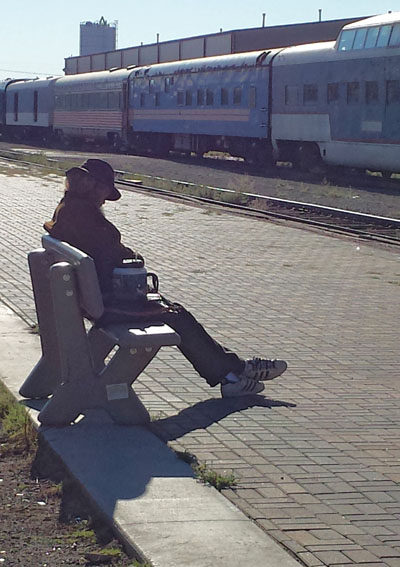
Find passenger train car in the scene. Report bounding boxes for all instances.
[52,69,131,148]
[127,51,274,161]
[0,12,399,175]
[271,12,400,174]
[5,77,58,141]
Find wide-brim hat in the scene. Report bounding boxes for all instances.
[66,159,121,201]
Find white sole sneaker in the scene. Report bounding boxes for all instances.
[221,377,265,398]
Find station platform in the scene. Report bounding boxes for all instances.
[0,169,399,567]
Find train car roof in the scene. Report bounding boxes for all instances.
[132,50,277,78]
[6,77,60,91]
[342,11,400,30]
[0,78,31,92]
[273,41,336,65]
[54,68,132,87]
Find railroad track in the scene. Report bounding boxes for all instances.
[117,178,400,247]
[2,150,400,247]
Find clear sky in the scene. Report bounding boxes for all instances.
[1,1,397,80]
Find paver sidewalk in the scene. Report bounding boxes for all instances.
[0,166,399,567]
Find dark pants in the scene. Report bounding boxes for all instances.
[100,298,245,387]
[160,302,245,386]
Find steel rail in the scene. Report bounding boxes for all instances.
[116,178,400,247]
[1,151,400,247]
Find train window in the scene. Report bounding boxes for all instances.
[98,92,108,109]
[177,91,184,105]
[338,29,356,51]
[389,23,400,46]
[185,90,192,105]
[149,79,155,94]
[55,95,64,110]
[365,81,379,104]
[77,93,84,110]
[33,91,38,122]
[71,93,79,110]
[249,86,256,108]
[353,28,367,49]
[233,87,242,105]
[221,88,228,105]
[303,84,318,104]
[206,89,214,105]
[107,91,121,110]
[87,93,96,108]
[377,25,392,47]
[364,27,379,49]
[14,93,18,121]
[327,83,339,103]
[347,82,360,103]
[140,93,146,107]
[107,91,120,109]
[155,92,161,107]
[164,77,171,92]
[285,85,299,105]
[386,80,400,104]
[197,89,204,105]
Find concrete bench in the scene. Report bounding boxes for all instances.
[19,235,180,427]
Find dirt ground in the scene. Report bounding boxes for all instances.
[0,435,145,567]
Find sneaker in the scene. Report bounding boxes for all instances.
[221,376,265,398]
[241,358,287,382]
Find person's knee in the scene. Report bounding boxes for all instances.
[163,302,195,330]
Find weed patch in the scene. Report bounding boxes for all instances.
[124,172,248,205]
[194,462,237,491]
[0,382,37,454]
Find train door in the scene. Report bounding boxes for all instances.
[382,53,400,144]
[359,57,386,143]
[121,81,129,145]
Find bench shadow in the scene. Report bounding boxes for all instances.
[21,398,48,412]
[150,395,296,442]
[24,394,295,525]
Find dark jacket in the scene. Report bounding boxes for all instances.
[44,192,143,297]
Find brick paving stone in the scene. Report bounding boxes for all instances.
[343,550,383,563]
[297,551,325,566]
[1,164,400,567]
[309,529,353,543]
[313,551,354,564]
[333,565,387,567]
[364,546,400,559]
[333,526,375,538]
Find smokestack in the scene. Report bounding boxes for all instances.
[318,9,322,22]
[262,13,266,27]
[156,33,159,43]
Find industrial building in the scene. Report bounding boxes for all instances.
[65,15,365,75]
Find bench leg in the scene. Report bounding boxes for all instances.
[20,250,63,398]
[38,377,151,426]
[38,345,158,426]
[87,327,117,374]
[20,356,57,399]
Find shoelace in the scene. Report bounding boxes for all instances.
[246,358,274,380]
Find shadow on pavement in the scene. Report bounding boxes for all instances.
[151,395,296,442]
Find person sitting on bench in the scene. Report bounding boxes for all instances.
[44,159,287,397]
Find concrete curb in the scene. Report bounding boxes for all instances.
[0,303,301,567]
